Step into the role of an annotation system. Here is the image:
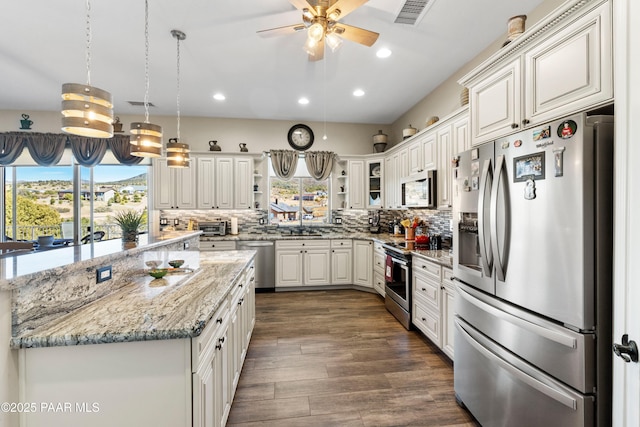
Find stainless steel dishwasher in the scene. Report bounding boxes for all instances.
[237,241,275,291]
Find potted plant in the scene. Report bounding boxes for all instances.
[113,209,145,246]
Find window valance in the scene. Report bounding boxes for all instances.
[0,132,141,166]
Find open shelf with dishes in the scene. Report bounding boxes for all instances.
[367,159,383,209]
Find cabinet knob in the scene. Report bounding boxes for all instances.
[511,123,519,129]
[522,119,530,126]
[422,287,426,291]
[422,317,427,322]
[216,318,222,324]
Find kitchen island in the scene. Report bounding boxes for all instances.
[1,232,256,427]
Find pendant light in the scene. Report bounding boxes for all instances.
[130,0,162,157]
[167,29,190,168]
[61,0,114,138]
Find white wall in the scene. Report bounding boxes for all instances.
[388,0,566,149]
[0,110,391,156]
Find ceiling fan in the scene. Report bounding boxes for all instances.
[257,0,379,61]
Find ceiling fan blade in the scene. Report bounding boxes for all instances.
[309,39,325,61]
[257,24,306,38]
[289,0,318,15]
[334,23,379,46]
[327,0,369,19]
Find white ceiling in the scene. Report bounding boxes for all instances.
[0,0,543,125]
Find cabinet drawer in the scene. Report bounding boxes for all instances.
[373,252,386,273]
[413,301,441,346]
[413,272,440,309]
[373,241,385,254]
[276,239,330,249]
[373,271,385,294]
[413,256,441,281]
[331,239,352,248]
[199,241,236,251]
[192,297,229,369]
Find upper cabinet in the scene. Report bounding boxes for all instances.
[153,158,197,210]
[461,0,612,146]
[347,159,366,210]
[366,159,383,209]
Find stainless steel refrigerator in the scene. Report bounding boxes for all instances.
[452,114,613,427]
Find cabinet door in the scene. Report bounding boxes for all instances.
[352,240,372,287]
[215,158,234,209]
[421,133,436,171]
[470,58,522,146]
[304,249,331,285]
[275,249,303,287]
[192,362,214,427]
[197,157,216,209]
[331,248,352,285]
[452,113,470,156]
[524,2,612,125]
[348,160,366,209]
[408,141,423,175]
[174,164,197,209]
[441,281,455,360]
[398,148,409,180]
[153,158,174,209]
[384,156,396,209]
[216,325,231,426]
[366,160,383,209]
[436,125,453,210]
[234,158,253,209]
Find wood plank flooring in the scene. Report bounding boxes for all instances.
[227,289,478,426]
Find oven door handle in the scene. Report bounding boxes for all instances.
[390,258,408,267]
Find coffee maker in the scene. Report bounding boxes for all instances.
[369,211,381,233]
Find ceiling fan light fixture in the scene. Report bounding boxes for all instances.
[308,22,324,42]
[302,8,314,22]
[327,9,341,22]
[326,33,343,52]
[303,37,318,55]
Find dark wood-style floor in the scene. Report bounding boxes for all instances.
[227,289,478,426]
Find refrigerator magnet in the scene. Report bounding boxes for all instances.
[558,120,577,139]
[514,139,522,148]
[533,126,551,141]
[524,178,536,200]
[471,148,479,160]
[553,147,566,177]
[514,152,545,182]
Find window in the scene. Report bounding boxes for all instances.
[269,158,329,226]
[3,162,149,245]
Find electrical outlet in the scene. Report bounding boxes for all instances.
[96,266,112,283]
[160,217,168,226]
[259,218,265,225]
[335,217,342,224]
[368,217,373,224]
[183,242,190,250]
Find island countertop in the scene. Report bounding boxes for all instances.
[10,250,255,349]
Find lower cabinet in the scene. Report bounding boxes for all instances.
[330,239,352,285]
[275,240,331,287]
[411,254,454,359]
[353,240,373,288]
[18,262,256,427]
[372,240,386,297]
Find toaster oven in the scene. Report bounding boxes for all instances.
[199,221,227,236]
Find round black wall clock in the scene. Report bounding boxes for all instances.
[287,124,314,151]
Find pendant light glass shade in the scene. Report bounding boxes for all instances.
[61,0,113,138]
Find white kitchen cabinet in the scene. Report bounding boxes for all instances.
[153,157,197,210]
[347,159,366,209]
[398,148,409,179]
[408,140,422,175]
[372,240,386,297]
[452,112,470,156]
[353,239,373,288]
[215,157,234,209]
[440,267,455,360]
[331,239,352,285]
[199,241,236,252]
[436,124,453,210]
[234,157,253,209]
[366,159,383,209]
[421,133,437,171]
[196,157,216,209]
[463,0,612,146]
[384,155,397,209]
[275,240,330,287]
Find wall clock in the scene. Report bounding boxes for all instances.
[287,124,314,151]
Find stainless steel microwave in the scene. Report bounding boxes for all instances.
[401,170,437,208]
[199,221,227,236]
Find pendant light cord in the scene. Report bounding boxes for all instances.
[176,33,181,141]
[143,0,150,123]
[85,0,92,86]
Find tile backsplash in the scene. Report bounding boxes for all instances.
[161,208,452,246]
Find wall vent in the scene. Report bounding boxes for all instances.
[127,101,156,107]
[394,0,436,25]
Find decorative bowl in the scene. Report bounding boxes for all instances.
[148,268,168,279]
[145,260,162,269]
[168,259,185,268]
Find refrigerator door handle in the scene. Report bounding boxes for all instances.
[478,158,493,276]
[490,154,510,281]
[456,319,578,410]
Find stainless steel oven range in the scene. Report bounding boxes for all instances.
[382,244,412,330]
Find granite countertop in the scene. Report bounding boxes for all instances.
[10,250,255,349]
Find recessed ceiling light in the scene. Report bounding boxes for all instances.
[298,97,310,105]
[376,48,392,58]
[213,93,226,101]
[353,89,365,97]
